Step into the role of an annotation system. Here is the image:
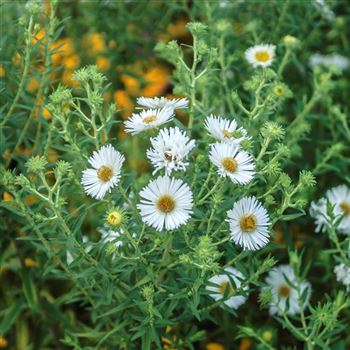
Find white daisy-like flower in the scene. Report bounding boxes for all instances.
[209,142,255,184]
[206,267,248,309]
[329,54,350,70]
[310,198,328,233]
[147,127,195,176]
[265,265,311,316]
[309,53,349,71]
[137,176,193,231]
[312,0,335,22]
[136,96,188,110]
[81,144,125,200]
[204,115,249,145]
[227,196,270,251]
[245,44,276,68]
[334,263,350,291]
[310,185,350,234]
[124,106,175,135]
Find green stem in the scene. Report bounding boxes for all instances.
[1,16,34,129]
[197,165,214,199]
[197,178,222,205]
[188,35,198,136]
[155,233,173,288]
[219,34,235,115]
[7,7,57,167]
[328,226,348,263]
[278,48,291,77]
[256,137,271,163]
[286,92,320,146]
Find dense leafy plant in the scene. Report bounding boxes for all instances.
[1,1,349,349]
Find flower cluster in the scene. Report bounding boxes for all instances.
[82,95,272,250]
[4,1,350,347]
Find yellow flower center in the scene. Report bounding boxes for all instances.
[340,202,350,216]
[255,50,270,62]
[219,281,235,296]
[239,214,257,232]
[143,115,157,124]
[278,284,291,298]
[222,129,232,138]
[107,211,123,226]
[24,258,38,268]
[97,165,113,182]
[273,86,285,96]
[221,157,238,173]
[156,195,175,213]
[262,330,273,342]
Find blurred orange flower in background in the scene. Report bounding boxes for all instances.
[114,90,134,119]
[27,78,40,93]
[51,37,80,87]
[83,33,106,55]
[206,342,225,350]
[25,195,39,206]
[96,56,111,71]
[32,28,46,45]
[141,65,170,97]
[0,64,6,77]
[239,338,252,350]
[167,18,189,39]
[3,192,14,202]
[51,38,79,67]
[0,337,8,348]
[159,17,190,42]
[120,74,140,96]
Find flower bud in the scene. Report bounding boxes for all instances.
[283,35,300,48]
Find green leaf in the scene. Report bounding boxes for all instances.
[279,211,305,221]
[22,271,38,311]
[0,300,24,334]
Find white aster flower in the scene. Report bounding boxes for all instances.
[309,53,324,68]
[136,96,188,110]
[310,185,350,234]
[124,106,175,135]
[147,127,195,175]
[312,0,335,22]
[209,142,255,184]
[137,176,193,231]
[206,267,248,309]
[329,54,350,70]
[309,53,349,71]
[227,196,270,251]
[204,115,249,145]
[310,198,328,233]
[81,144,125,200]
[245,44,276,68]
[265,265,311,316]
[334,263,350,291]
